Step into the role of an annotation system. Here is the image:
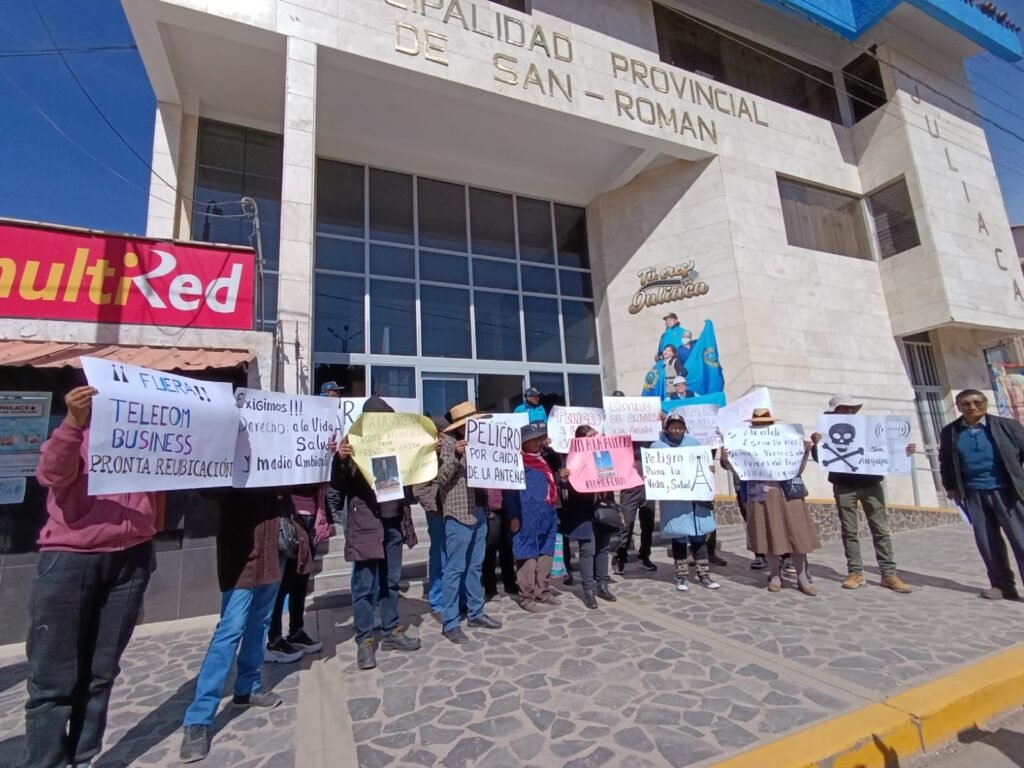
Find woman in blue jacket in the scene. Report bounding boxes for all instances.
[653,410,719,592]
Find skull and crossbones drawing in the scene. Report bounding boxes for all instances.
[822,422,864,471]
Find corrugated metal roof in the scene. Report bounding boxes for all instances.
[0,341,254,371]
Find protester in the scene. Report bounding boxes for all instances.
[558,425,616,608]
[810,395,913,594]
[720,457,765,570]
[413,414,449,620]
[504,422,560,612]
[319,381,345,531]
[333,397,421,669]
[939,389,1024,600]
[319,380,344,397]
[482,487,518,600]
[514,387,547,423]
[436,401,503,644]
[722,408,820,596]
[653,410,719,591]
[25,385,158,768]
[180,486,296,762]
[616,450,658,574]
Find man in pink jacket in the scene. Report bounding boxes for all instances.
[25,385,158,768]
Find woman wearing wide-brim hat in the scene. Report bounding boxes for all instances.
[721,408,821,596]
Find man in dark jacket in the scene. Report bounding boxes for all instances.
[939,389,1024,600]
[333,396,420,669]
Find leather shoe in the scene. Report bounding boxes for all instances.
[536,593,561,605]
[517,598,542,613]
[582,589,598,609]
[596,585,617,602]
[442,627,470,644]
[468,613,502,629]
[356,639,377,669]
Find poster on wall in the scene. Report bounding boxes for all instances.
[991,363,1024,426]
[0,477,26,505]
[724,424,806,481]
[466,415,525,490]
[566,435,642,492]
[548,406,605,453]
[0,392,52,476]
[641,446,716,501]
[815,414,913,476]
[641,314,724,401]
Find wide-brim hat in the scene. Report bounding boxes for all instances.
[827,394,863,412]
[444,401,483,433]
[747,408,775,424]
[521,422,548,443]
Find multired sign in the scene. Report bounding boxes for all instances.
[0,221,255,330]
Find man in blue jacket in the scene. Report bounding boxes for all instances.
[514,387,547,423]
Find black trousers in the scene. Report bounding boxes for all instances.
[482,511,516,594]
[618,485,654,559]
[25,542,153,768]
[270,514,316,640]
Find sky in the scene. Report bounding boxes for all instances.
[0,0,1022,235]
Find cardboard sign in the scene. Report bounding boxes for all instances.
[466,415,525,490]
[566,434,642,492]
[548,406,605,453]
[0,391,52,476]
[81,357,238,494]
[642,446,716,501]
[336,397,420,437]
[603,397,662,442]
[347,412,438,487]
[717,387,772,433]
[671,403,720,447]
[724,424,806,481]
[232,389,339,488]
[816,414,913,476]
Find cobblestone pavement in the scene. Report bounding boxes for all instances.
[0,522,1020,768]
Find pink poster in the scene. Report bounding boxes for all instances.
[566,435,642,493]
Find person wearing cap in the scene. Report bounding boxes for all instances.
[503,422,560,612]
[721,408,820,596]
[332,397,421,670]
[655,410,720,591]
[515,387,547,424]
[665,376,697,401]
[436,402,503,644]
[657,313,687,361]
[810,395,913,594]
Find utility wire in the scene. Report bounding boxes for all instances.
[0,44,137,57]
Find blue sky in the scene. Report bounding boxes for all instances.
[0,0,1023,234]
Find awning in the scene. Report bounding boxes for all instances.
[0,341,255,372]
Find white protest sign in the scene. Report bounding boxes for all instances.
[816,414,913,476]
[603,397,662,442]
[548,406,605,454]
[81,357,238,494]
[232,389,339,488]
[724,424,806,481]
[674,403,720,447]
[717,387,772,433]
[337,397,419,437]
[466,415,525,490]
[642,446,716,501]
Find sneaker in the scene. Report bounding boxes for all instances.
[698,574,720,590]
[468,613,502,629]
[880,575,912,594]
[381,627,422,652]
[232,687,282,709]
[286,630,323,654]
[595,585,617,602]
[614,556,626,575]
[842,573,865,590]
[750,556,768,570]
[179,725,210,763]
[783,558,796,575]
[356,638,377,669]
[639,556,658,572]
[675,577,689,592]
[442,626,470,644]
[264,638,303,664]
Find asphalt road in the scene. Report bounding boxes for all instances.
[910,707,1024,767]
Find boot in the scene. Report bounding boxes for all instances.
[582,589,598,609]
[595,585,617,602]
[356,639,377,670]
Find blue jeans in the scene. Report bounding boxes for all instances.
[182,581,279,726]
[426,513,446,613]
[351,518,404,643]
[441,508,487,632]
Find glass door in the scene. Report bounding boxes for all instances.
[421,374,475,420]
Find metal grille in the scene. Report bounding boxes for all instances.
[901,337,950,501]
[903,340,942,387]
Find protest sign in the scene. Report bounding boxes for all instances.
[566,434,642,492]
[347,412,438,487]
[816,414,913,476]
[548,406,605,453]
[0,391,52,476]
[717,387,772,433]
[81,357,238,494]
[0,477,26,505]
[724,424,806,481]
[641,446,716,501]
[603,397,662,442]
[672,403,720,447]
[466,415,525,490]
[661,391,726,412]
[232,389,339,488]
[336,397,419,437]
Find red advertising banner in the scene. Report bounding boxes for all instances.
[0,220,255,330]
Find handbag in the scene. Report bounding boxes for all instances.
[593,498,625,529]
[278,515,301,559]
[781,476,809,501]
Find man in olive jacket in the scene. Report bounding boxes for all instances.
[939,389,1024,600]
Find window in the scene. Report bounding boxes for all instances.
[778,177,872,259]
[529,372,566,413]
[569,373,603,407]
[867,178,921,259]
[421,285,471,358]
[489,0,528,11]
[373,366,416,398]
[313,274,364,354]
[843,50,887,123]
[653,4,841,123]
[475,290,522,361]
[370,280,417,356]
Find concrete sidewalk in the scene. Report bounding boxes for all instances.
[0,522,1021,768]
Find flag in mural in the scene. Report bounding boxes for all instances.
[686,320,724,396]
[642,317,723,400]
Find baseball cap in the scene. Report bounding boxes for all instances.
[524,387,541,398]
[827,394,863,411]
[521,422,547,443]
[665,408,687,425]
[611,390,625,397]
[663,312,678,320]
[672,376,686,385]
[319,381,344,396]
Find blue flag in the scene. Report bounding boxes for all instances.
[661,391,726,412]
[685,320,724,396]
[641,362,665,399]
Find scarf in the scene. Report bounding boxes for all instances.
[522,451,558,506]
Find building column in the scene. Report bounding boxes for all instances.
[145,101,185,239]
[276,37,318,394]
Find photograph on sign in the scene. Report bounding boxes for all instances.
[724,424,806,481]
[371,454,404,502]
[81,357,238,494]
[602,397,661,442]
[347,412,438,487]
[466,415,525,490]
[565,434,641,492]
[548,406,605,453]
[0,392,52,476]
[717,387,772,433]
[641,446,716,501]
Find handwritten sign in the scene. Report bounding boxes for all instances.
[337,397,419,437]
[81,357,238,494]
[548,406,605,453]
[816,414,913,476]
[466,415,525,490]
[566,434,642,492]
[232,389,339,488]
[672,403,720,447]
[724,424,805,481]
[642,446,716,501]
[717,387,772,433]
[603,397,662,442]
[347,412,438,487]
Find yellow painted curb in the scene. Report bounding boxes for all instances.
[711,644,1024,768]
